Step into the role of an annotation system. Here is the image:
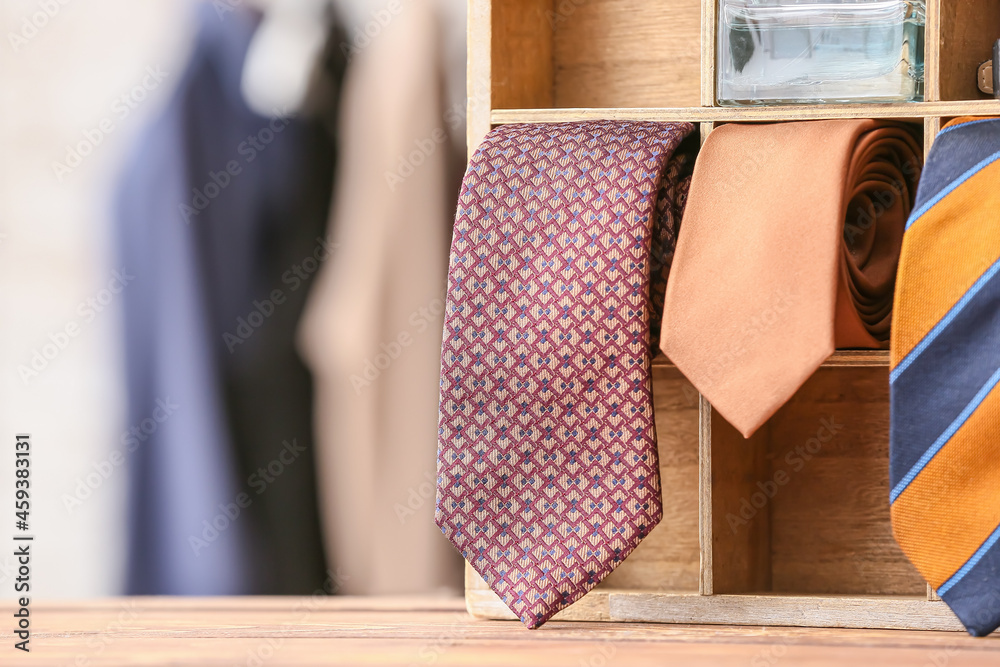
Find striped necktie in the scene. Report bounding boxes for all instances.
[435,121,695,628]
[890,116,1000,637]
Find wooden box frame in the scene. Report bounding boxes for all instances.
[462,0,1000,631]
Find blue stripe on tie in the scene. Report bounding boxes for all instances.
[891,257,1000,384]
[936,118,1000,139]
[913,121,1000,213]
[938,522,1000,596]
[891,366,1000,503]
[906,149,1000,230]
[889,264,1000,487]
[939,534,1000,636]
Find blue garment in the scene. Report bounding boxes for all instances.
[116,4,258,594]
[117,3,339,594]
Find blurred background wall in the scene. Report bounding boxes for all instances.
[0,0,467,598]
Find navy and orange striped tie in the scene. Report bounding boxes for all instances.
[890,116,1000,637]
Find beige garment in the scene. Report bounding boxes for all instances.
[661,120,920,439]
[297,3,462,594]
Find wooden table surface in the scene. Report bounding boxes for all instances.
[3,596,1000,666]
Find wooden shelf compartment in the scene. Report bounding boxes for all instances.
[479,0,1000,114]
[934,1,1000,102]
[707,366,921,599]
[461,0,995,632]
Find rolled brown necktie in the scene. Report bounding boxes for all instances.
[661,120,922,438]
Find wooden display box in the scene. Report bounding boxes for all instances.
[463,0,1000,630]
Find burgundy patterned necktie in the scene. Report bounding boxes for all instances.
[435,121,696,628]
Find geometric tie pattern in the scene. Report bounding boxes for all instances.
[890,116,1000,637]
[435,121,695,628]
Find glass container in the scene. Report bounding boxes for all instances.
[717,0,925,105]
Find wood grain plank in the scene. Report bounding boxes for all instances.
[10,598,991,644]
[924,0,941,102]
[467,0,492,153]
[15,635,999,667]
[939,0,1000,101]
[699,393,713,596]
[492,100,1000,124]
[701,0,717,106]
[710,407,772,594]
[8,598,999,666]
[552,0,701,108]
[767,368,926,596]
[610,593,965,631]
[491,0,554,110]
[925,116,943,151]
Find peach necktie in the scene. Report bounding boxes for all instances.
[661,120,921,438]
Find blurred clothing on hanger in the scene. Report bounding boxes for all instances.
[298,0,465,594]
[118,2,343,594]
